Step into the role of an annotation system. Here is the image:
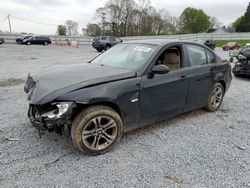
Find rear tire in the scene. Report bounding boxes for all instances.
[105,44,111,50]
[205,83,224,112]
[233,72,240,77]
[71,105,123,155]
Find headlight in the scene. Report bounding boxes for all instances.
[41,102,72,119]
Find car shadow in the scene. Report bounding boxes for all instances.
[234,75,250,80]
[30,107,228,158]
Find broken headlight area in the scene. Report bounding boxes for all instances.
[28,102,75,133]
[41,102,72,118]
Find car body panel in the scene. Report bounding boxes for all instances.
[223,42,240,51]
[232,49,250,76]
[25,40,232,133]
[0,36,4,44]
[16,35,32,43]
[92,36,122,51]
[23,36,51,45]
[25,63,136,105]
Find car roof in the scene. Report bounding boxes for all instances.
[123,39,200,46]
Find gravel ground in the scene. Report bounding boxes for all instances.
[0,44,250,188]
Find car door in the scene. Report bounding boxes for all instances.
[32,37,39,44]
[183,43,217,111]
[38,37,44,44]
[140,44,189,120]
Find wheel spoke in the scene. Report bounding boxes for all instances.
[94,136,101,149]
[212,99,217,108]
[91,135,98,149]
[101,132,115,144]
[215,88,222,95]
[92,118,98,128]
[216,96,221,101]
[82,129,95,139]
[102,119,116,130]
[97,116,102,126]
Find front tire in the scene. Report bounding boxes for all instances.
[97,48,102,52]
[205,83,224,112]
[71,105,123,155]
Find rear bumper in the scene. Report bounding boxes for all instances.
[92,43,105,49]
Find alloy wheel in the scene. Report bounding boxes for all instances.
[81,116,118,151]
[210,86,223,108]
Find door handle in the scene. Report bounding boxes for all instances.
[210,67,215,72]
[181,75,186,80]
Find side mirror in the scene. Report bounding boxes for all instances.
[152,64,170,74]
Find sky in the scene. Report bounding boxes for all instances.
[0,0,249,34]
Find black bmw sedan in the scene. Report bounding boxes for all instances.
[24,40,232,155]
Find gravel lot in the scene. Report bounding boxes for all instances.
[0,44,250,188]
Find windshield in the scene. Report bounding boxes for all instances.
[91,43,158,70]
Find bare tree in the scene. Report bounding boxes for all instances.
[90,0,178,36]
[65,20,79,36]
[209,17,223,29]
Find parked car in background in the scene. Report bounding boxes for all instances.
[92,36,123,52]
[16,35,33,44]
[223,42,240,51]
[25,40,232,155]
[22,36,51,45]
[195,39,216,50]
[245,43,250,49]
[230,48,250,77]
[0,36,5,44]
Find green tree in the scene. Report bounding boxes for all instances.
[233,3,250,32]
[85,23,102,36]
[233,16,244,31]
[179,7,210,33]
[57,25,67,35]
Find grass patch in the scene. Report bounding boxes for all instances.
[215,40,250,47]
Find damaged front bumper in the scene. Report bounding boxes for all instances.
[28,102,76,133]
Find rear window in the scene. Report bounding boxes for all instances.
[101,37,107,40]
[93,37,100,42]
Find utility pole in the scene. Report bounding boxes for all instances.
[7,14,12,33]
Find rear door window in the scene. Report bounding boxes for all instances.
[101,36,107,40]
[186,44,207,66]
[206,50,215,64]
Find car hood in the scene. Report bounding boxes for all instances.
[24,63,136,104]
